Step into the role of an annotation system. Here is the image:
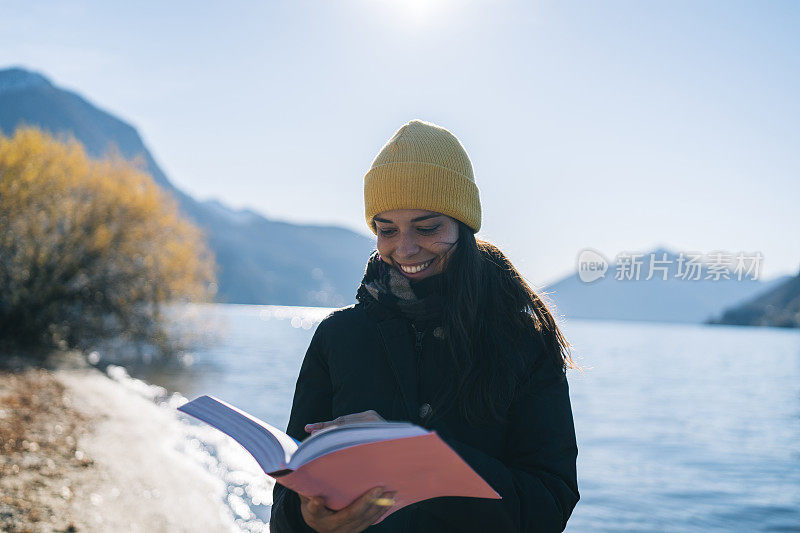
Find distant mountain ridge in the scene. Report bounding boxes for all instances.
[4,67,792,323]
[544,247,790,324]
[710,269,800,328]
[0,67,376,306]
[0,67,175,192]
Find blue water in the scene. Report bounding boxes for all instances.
[114,304,800,532]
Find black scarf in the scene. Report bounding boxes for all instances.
[355,251,445,325]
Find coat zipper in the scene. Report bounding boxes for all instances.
[411,322,427,422]
[411,322,424,354]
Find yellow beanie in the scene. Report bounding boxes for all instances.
[364,119,482,233]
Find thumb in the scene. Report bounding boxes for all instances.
[309,496,330,515]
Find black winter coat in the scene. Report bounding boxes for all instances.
[270,294,580,532]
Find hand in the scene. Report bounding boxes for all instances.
[305,410,385,436]
[300,486,396,533]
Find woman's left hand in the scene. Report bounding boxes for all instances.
[305,410,385,435]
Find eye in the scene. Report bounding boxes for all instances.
[417,225,440,235]
[378,228,397,237]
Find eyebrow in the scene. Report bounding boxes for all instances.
[373,214,442,224]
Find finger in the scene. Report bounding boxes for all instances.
[305,421,334,433]
[308,496,332,518]
[355,491,397,529]
[300,495,318,522]
[306,416,341,429]
[307,412,381,434]
[357,410,384,422]
[310,415,347,430]
[372,491,396,507]
[310,425,339,436]
[339,486,385,524]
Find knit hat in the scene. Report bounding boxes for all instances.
[364,119,482,233]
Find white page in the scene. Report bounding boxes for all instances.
[289,422,429,469]
[178,395,299,472]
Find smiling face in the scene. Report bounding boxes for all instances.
[373,209,459,280]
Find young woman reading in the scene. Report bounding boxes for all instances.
[270,119,580,532]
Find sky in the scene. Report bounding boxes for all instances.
[1,0,798,286]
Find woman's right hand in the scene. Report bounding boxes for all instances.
[305,410,385,436]
[299,486,395,532]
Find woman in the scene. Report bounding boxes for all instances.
[270,120,580,532]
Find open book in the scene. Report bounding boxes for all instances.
[177,395,500,524]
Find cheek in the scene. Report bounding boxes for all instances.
[376,238,391,257]
[433,229,458,251]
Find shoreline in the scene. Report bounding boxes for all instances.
[0,351,239,533]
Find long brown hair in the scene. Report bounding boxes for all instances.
[434,221,578,426]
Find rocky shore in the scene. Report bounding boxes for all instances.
[0,351,238,533]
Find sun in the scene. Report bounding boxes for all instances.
[370,0,453,26]
[405,0,437,19]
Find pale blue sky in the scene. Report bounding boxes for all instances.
[1,0,798,285]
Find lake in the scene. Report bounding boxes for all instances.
[110,304,800,532]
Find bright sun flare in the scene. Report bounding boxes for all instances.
[373,0,453,25]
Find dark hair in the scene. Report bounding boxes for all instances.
[434,221,578,426]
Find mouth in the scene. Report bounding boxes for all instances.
[397,258,434,276]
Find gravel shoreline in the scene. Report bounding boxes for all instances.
[0,352,238,533]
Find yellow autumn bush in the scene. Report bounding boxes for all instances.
[0,127,216,355]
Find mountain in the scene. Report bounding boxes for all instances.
[545,247,791,324]
[0,67,375,306]
[709,268,800,328]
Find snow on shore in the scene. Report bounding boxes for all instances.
[54,364,242,532]
[0,346,276,533]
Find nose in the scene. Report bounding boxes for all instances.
[396,231,420,258]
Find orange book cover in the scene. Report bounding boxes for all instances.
[178,395,500,524]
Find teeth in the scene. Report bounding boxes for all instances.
[400,260,432,274]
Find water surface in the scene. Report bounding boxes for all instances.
[113,304,800,532]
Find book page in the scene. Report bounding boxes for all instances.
[178,395,299,473]
[289,422,427,469]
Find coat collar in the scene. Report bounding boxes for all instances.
[356,251,445,325]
